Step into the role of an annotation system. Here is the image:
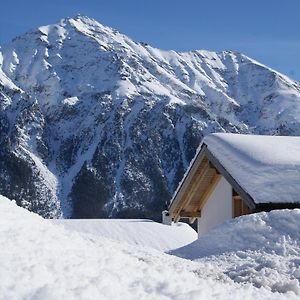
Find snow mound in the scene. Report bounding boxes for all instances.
[0,195,294,299]
[171,209,300,294]
[52,219,197,251]
[204,133,300,204]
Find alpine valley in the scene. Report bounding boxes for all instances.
[1,15,300,220]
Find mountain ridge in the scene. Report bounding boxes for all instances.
[1,15,300,219]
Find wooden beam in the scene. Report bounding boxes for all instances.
[209,161,220,174]
[232,193,251,218]
[186,173,222,224]
[169,149,207,216]
[173,165,216,222]
[189,217,197,224]
[174,170,221,222]
[173,160,210,222]
[170,145,257,224]
[179,210,201,218]
[176,173,221,223]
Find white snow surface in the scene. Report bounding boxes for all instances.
[204,133,300,204]
[62,96,79,105]
[52,218,197,251]
[171,209,300,295]
[0,195,296,299]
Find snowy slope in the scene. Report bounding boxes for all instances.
[52,219,197,251]
[171,209,300,294]
[0,195,296,299]
[0,68,61,217]
[1,15,300,219]
[203,133,300,204]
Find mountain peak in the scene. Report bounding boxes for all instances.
[36,14,114,36]
[69,14,102,25]
[61,14,106,28]
[1,15,300,220]
[60,14,121,37]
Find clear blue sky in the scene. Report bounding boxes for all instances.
[1,0,299,81]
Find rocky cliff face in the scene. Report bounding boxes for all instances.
[1,15,300,220]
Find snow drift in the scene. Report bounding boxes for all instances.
[52,218,197,251]
[171,209,300,294]
[2,195,294,299]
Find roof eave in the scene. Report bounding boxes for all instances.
[254,202,300,211]
[205,147,256,210]
[168,143,257,216]
[168,144,207,215]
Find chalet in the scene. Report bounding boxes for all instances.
[167,133,300,236]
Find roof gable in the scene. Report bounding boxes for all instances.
[168,147,222,222]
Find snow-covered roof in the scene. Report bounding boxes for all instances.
[204,133,300,204]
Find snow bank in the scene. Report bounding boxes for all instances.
[204,133,300,204]
[0,195,293,299]
[52,219,197,251]
[171,209,300,294]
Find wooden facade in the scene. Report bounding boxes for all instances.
[169,144,253,223]
[170,153,222,223]
[168,145,256,225]
[233,195,251,218]
[168,137,300,235]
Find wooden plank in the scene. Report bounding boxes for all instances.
[174,165,214,221]
[172,161,208,221]
[186,168,216,209]
[173,160,211,222]
[189,217,197,224]
[170,145,257,223]
[233,197,242,217]
[242,200,251,215]
[233,196,250,218]
[180,172,221,223]
[169,149,207,216]
[190,169,216,206]
[176,171,221,222]
[179,210,201,218]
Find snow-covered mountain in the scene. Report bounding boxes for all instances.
[1,15,300,219]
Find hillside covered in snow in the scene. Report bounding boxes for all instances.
[1,15,300,219]
[1,195,299,299]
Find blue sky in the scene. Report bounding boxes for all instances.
[1,0,299,81]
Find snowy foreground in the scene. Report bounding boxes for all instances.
[0,196,299,299]
[172,210,300,295]
[52,218,197,252]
